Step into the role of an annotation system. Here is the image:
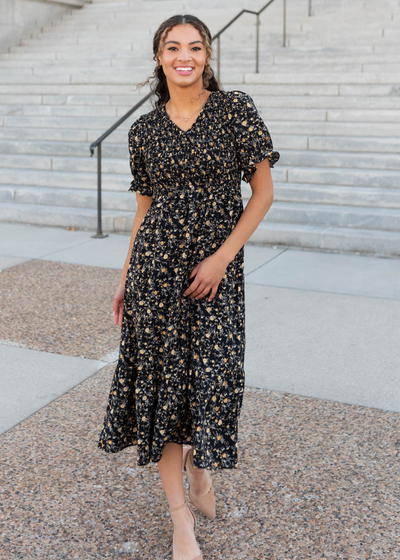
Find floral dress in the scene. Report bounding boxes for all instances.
[98,90,280,470]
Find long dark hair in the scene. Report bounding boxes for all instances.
[137,14,221,108]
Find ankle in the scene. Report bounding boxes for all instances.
[171,508,194,529]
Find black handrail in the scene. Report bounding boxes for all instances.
[213,0,277,79]
[89,91,152,238]
[89,0,313,237]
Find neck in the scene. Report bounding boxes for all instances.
[166,79,207,114]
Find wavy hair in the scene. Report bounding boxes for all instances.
[136,14,221,108]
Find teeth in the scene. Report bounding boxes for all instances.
[176,67,193,71]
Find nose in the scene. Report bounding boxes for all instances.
[177,48,192,62]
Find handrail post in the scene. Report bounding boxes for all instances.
[217,35,221,82]
[283,0,287,47]
[255,13,260,73]
[92,142,108,238]
[309,0,312,16]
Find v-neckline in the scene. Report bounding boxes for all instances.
[163,91,214,134]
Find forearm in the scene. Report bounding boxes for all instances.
[214,192,273,265]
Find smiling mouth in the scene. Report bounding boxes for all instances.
[175,67,194,73]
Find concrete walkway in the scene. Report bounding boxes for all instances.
[1,221,399,436]
[1,221,399,559]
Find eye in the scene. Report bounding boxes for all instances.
[192,46,202,51]
[167,46,178,51]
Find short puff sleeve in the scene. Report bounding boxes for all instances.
[229,90,280,183]
[128,117,153,197]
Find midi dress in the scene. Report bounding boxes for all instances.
[98,89,280,470]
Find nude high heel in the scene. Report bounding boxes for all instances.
[183,447,216,521]
[168,501,203,560]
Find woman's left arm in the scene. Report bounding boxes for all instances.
[183,157,273,301]
[214,156,274,265]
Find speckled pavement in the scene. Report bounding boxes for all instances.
[1,246,399,559]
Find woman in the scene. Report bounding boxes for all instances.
[98,14,279,560]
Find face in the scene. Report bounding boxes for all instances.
[158,24,207,89]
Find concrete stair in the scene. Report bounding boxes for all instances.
[0,0,400,255]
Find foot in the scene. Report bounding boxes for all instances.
[170,504,201,560]
[183,447,213,499]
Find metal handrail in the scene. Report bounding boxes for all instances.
[89,0,313,237]
[89,91,152,237]
[214,0,278,79]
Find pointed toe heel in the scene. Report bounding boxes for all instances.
[168,500,203,560]
[183,447,216,521]
[188,483,216,521]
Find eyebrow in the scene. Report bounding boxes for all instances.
[164,40,203,45]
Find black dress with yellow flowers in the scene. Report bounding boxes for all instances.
[98,90,279,470]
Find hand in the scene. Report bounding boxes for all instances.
[113,280,126,327]
[183,253,229,301]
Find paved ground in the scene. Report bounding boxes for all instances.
[0,222,399,559]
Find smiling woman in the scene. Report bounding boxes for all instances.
[97,13,279,560]
[137,14,221,130]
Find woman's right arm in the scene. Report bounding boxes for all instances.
[113,193,153,326]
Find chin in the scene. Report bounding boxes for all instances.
[167,72,203,87]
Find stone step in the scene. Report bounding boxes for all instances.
[2,55,400,70]
[244,72,400,85]
[1,148,399,173]
[4,109,400,132]
[281,149,400,171]
[382,28,400,39]
[11,55,400,73]
[8,44,134,54]
[2,119,400,144]
[0,167,287,191]
[0,95,43,105]
[0,126,134,143]
[0,127,89,142]
[0,154,131,174]
[1,133,399,156]
[266,121,400,138]
[0,70,242,86]
[300,21,396,33]
[18,34,151,47]
[374,44,400,53]
[120,98,400,116]
[3,182,400,214]
[250,221,400,256]
[0,105,120,117]
[263,201,400,232]
[0,139,125,157]
[0,201,131,232]
[0,168,130,190]
[5,93,400,111]
[0,84,154,95]
[0,94,136,106]
[3,48,397,63]
[286,35,400,48]
[286,166,400,189]
[0,185,136,211]
[307,135,400,154]
[243,83,400,96]
[251,95,400,110]
[0,52,58,61]
[271,183,400,209]
[272,54,400,65]
[2,115,133,130]
[0,59,114,69]
[1,199,399,256]
[3,82,399,98]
